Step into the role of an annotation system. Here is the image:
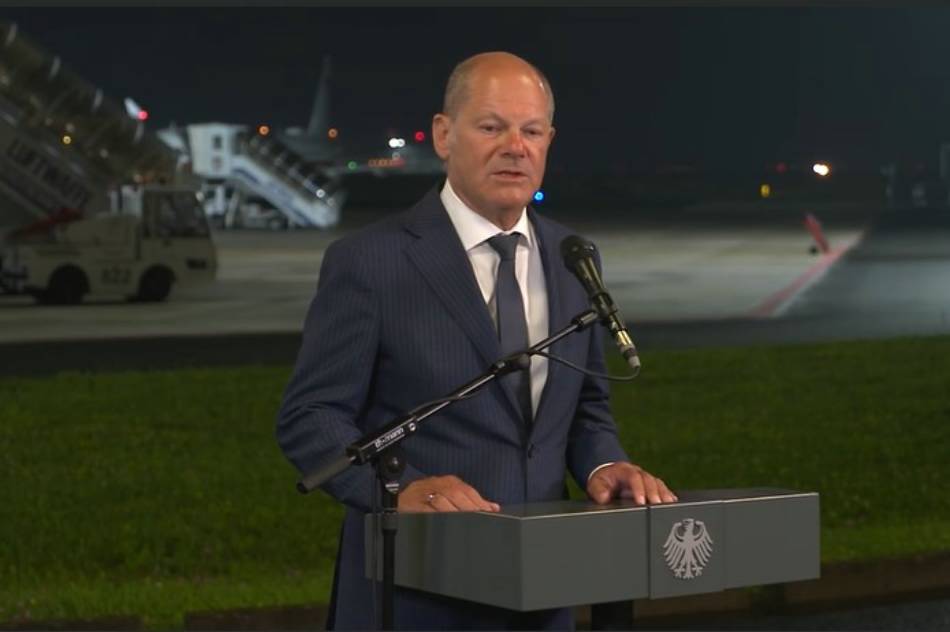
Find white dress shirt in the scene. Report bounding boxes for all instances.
[441,180,549,415]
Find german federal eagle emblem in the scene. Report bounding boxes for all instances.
[663,518,713,579]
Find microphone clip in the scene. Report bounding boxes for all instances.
[492,352,532,376]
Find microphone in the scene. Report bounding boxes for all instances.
[560,235,641,371]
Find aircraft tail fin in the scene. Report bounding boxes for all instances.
[306,56,331,138]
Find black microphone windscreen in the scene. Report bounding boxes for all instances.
[560,235,596,267]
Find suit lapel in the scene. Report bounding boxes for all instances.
[404,192,499,367]
[531,210,567,427]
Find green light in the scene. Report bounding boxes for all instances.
[347,161,358,170]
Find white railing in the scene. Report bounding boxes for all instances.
[229,139,343,228]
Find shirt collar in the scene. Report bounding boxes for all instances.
[440,179,533,252]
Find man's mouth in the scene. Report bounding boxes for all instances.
[493,170,527,179]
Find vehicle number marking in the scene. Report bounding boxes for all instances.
[102,267,131,284]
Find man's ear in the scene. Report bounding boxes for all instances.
[432,113,452,161]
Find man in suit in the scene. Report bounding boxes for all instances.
[277,51,677,630]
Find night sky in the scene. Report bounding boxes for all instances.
[4,7,950,174]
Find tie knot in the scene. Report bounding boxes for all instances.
[487,233,520,261]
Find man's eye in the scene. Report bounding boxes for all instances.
[480,125,499,133]
[525,129,542,137]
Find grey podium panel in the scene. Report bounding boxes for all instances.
[366,488,819,611]
[723,492,821,589]
[366,502,648,612]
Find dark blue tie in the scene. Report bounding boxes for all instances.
[487,233,533,425]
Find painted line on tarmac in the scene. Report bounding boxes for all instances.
[750,230,865,319]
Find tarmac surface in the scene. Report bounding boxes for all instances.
[4,203,950,376]
[0,204,870,342]
[0,203,871,346]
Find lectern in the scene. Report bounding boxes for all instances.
[366,488,819,611]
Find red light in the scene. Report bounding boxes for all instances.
[776,162,787,174]
[137,110,149,121]
[414,131,425,142]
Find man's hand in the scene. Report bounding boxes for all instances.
[587,462,678,505]
[398,475,501,513]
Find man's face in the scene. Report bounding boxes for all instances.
[432,70,555,223]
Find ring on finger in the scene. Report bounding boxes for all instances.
[425,492,437,505]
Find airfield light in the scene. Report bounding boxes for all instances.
[137,110,149,121]
[62,134,72,145]
[533,190,545,202]
[776,162,788,174]
[812,162,831,177]
[760,183,771,198]
[328,128,339,139]
[388,137,399,149]
[347,161,358,170]
[258,125,271,136]
[414,131,425,142]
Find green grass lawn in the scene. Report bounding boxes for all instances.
[2,336,950,628]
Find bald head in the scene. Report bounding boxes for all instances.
[442,52,555,122]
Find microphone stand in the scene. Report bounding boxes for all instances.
[296,309,599,630]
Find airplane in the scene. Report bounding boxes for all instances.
[154,56,444,228]
[269,56,444,178]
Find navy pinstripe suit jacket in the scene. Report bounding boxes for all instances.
[277,187,630,629]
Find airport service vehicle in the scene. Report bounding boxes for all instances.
[1,185,216,304]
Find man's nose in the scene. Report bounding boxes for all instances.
[501,130,527,156]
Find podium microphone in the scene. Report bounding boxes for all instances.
[560,235,641,371]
